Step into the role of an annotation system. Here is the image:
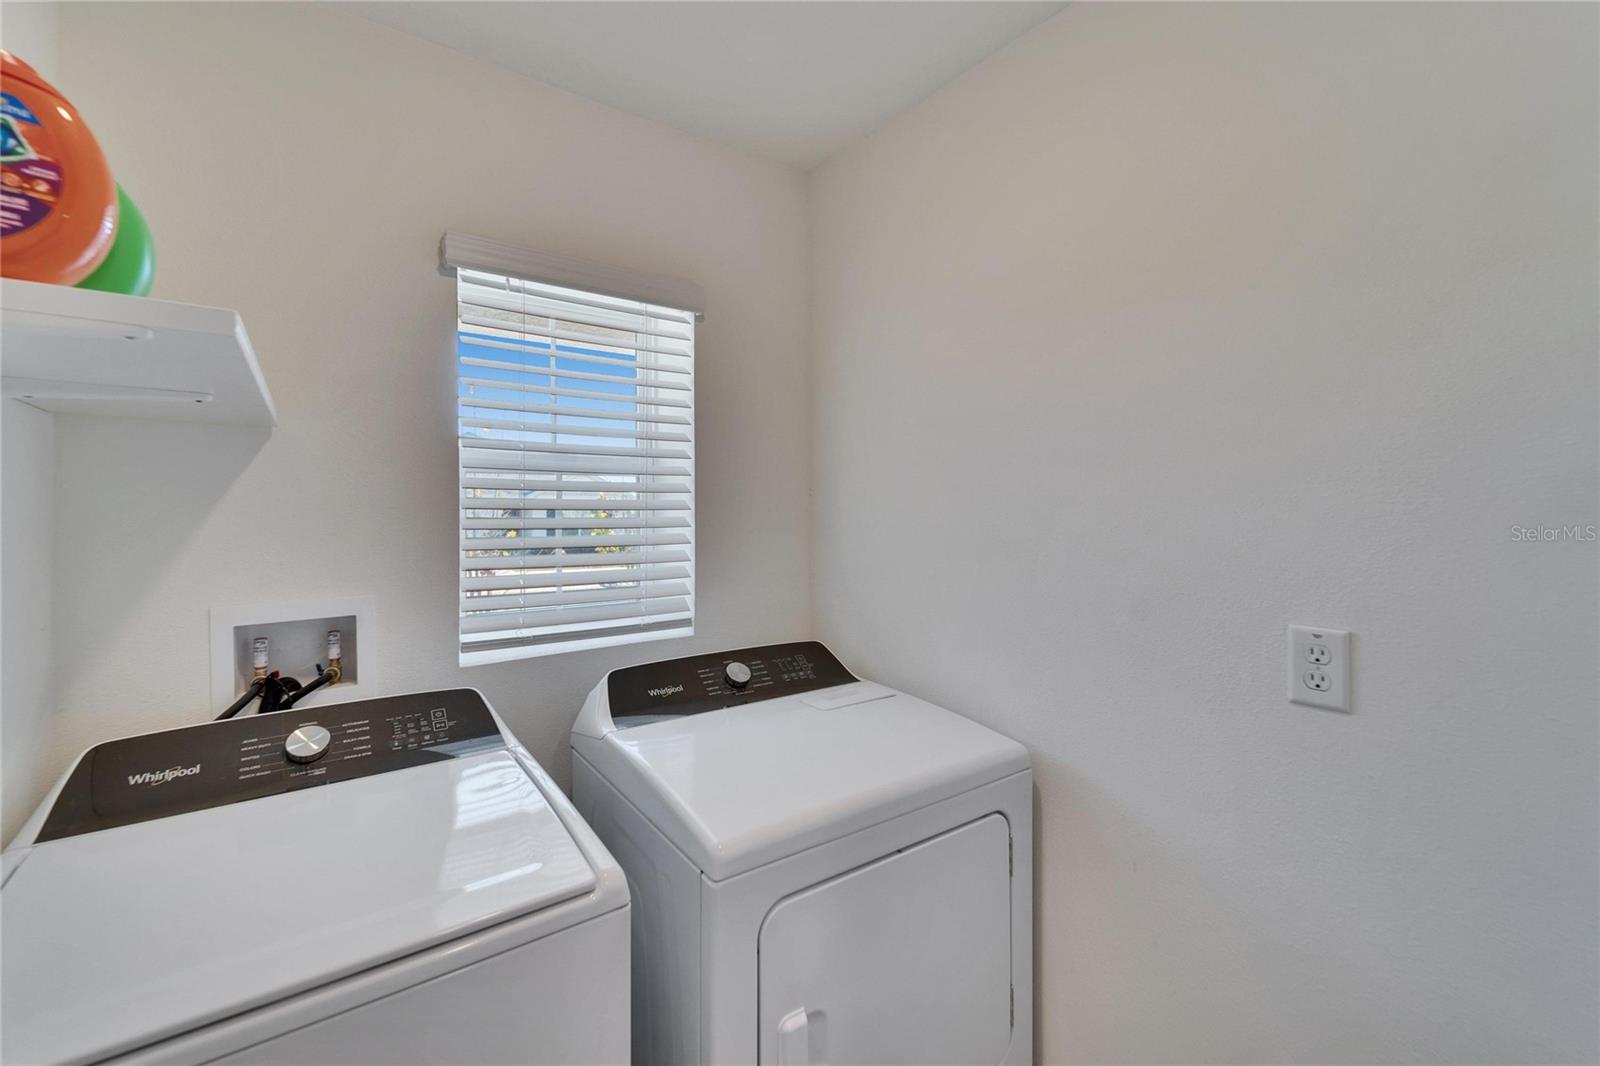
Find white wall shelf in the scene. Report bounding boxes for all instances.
[1,279,277,427]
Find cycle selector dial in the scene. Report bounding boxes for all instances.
[284,725,332,764]
[724,661,753,690]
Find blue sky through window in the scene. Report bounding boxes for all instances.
[458,328,641,447]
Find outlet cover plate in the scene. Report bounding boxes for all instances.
[1288,625,1350,713]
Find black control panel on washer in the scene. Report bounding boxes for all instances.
[607,641,857,719]
[34,689,504,843]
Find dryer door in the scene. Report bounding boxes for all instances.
[757,813,1013,1065]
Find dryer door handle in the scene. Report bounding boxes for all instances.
[776,1007,810,1064]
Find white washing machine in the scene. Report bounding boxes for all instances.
[571,642,1032,1066]
[2,689,629,1066]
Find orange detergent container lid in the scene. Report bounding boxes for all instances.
[1,51,117,285]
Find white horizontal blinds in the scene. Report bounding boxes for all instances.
[458,268,694,655]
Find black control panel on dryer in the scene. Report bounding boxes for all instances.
[607,641,856,719]
[34,689,504,842]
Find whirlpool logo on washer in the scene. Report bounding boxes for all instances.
[127,764,201,787]
[648,684,684,698]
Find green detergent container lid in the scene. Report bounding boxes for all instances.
[77,184,154,296]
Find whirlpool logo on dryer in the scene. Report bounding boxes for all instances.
[127,764,201,787]
[648,684,684,698]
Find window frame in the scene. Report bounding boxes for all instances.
[445,235,703,666]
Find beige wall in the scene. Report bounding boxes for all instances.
[4,1,812,841]
[0,0,60,846]
[810,4,1597,1062]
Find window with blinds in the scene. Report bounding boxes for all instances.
[456,268,695,662]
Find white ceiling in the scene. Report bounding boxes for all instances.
[347,2,1065,168]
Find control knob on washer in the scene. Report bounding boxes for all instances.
[724,662,753,690]
[284,724,332,764]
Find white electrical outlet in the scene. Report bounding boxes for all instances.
[1288,625,1350,712]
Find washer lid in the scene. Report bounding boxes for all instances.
[1,748,597,1066]
[593,682,1030,880]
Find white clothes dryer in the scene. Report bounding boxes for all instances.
[571,641,1032,1066]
